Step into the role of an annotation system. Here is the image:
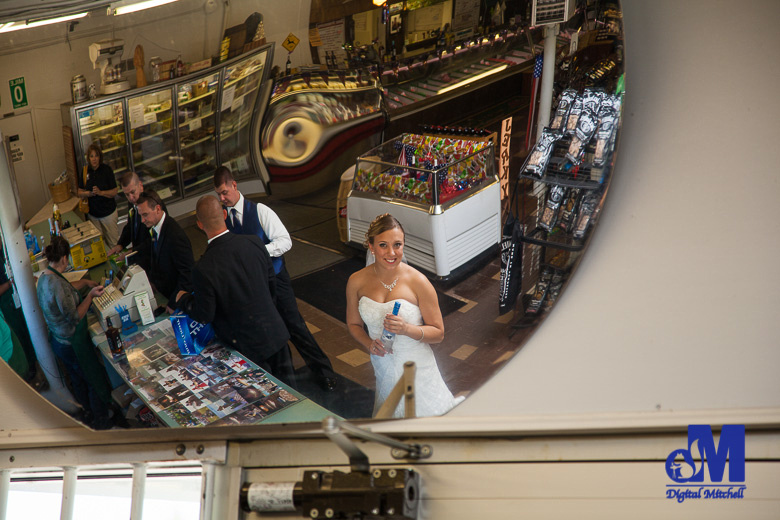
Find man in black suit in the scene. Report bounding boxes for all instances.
[136,190,194,313]
[107,171,152,271]
[175,196,293,384]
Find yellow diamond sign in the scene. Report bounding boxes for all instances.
[282,33,300,53]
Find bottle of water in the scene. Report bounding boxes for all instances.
[380,302,402,351]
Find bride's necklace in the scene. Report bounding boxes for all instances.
[374,265,399,292]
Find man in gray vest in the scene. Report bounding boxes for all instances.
[214,167,338,391]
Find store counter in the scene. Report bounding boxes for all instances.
[88,314,333,427]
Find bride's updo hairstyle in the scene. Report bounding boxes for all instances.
[364,213,405,249]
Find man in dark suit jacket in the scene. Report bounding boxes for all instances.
[175,196,293,384]
[136,190,194,313]
[107,171,152,271]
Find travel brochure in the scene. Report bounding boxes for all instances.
[106,321,301,427]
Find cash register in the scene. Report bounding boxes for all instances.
[92,264,157,329]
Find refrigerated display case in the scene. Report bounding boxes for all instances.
[177,72,219,197]
[347,133,501,277]
[219,54,266,181]
[127,87,177,199]
[61,44,274,213]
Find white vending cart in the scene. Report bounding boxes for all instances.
[347,133,501,278]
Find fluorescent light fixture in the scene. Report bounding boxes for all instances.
[111,0,181,16]
[437,65,508,95]
[0,12,87,33]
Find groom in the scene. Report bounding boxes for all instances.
[175,196,293,383]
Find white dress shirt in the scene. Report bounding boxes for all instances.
[228,192,292,258]
[208,229,230,245]
[152,211,166,240]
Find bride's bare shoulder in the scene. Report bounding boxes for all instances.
[347,265,372,288]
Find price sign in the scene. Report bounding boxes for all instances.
[9,77,28,109]
[282,33,300,53]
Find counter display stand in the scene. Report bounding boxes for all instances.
[347,133,500,278]
[61,45,274,213]
[508,88,622,331]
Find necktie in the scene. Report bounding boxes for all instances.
[231,208,243,233]
[151,228,158,256]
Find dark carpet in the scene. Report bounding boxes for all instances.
[293,366,374,419]
[291,257,466,323]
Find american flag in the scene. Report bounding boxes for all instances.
[525,53,544,150]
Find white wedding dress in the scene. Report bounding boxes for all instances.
[359,297,464,418]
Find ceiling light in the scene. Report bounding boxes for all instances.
[110,0,181,16]
[0,12,87,33]
[437,65,508,95]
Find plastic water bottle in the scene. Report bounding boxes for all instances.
[380,302,402,351]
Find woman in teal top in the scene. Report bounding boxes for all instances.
[36,236,114,430]
[0,307,28,378]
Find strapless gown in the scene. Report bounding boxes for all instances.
[358,297,464,418]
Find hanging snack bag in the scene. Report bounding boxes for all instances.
[525,128,560,177]
[558,188,582,232]
[565,96,583,135]
[566,109,599,164]
[550,89,578,132]
[573,191,600,239]
[593,106,618,166]
[527,267,553,315]
[539,185,567,231]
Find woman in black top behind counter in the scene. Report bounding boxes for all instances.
[78,143,119,248]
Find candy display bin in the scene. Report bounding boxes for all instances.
[347,133,501,278]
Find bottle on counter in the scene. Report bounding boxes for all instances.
[52,203,62,229]
[106,317,125,357]
[285,54,292,75]
[176,55,185,78]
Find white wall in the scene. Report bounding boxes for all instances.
[451,0,780,417]
[0,0,311,191]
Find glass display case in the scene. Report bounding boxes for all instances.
[178,72,219,196]
[61,44,273,209]
[128,88,176,199]
[218,53,266,181]
[75,100,129,179]
[347,133,501,277]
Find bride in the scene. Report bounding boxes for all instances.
[346,214,463,418]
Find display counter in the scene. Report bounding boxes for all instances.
[347,133,500,277]
[89,315,332,428]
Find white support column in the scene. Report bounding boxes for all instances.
[0,133,77,413]
[60,466,77,520]
[536,24,559,141]
[130,463,147,520]
[0,469,10,520]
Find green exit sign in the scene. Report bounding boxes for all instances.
[9,77,28,109]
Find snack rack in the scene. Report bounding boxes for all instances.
[509,88,622,329]
[347,133,501,278]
